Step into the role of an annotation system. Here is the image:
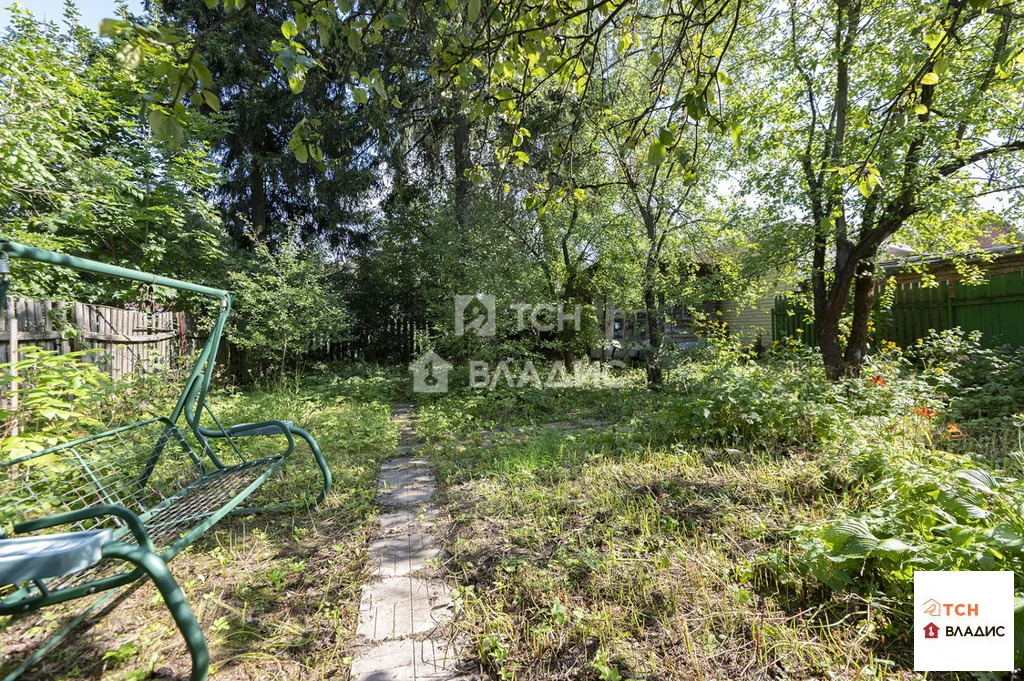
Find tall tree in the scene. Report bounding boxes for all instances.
[750,0,1024,379]
[0,5,226,304]
[154,1,379,249]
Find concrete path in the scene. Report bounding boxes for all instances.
[350,404,469,681]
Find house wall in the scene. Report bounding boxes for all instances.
[718,281,793,347]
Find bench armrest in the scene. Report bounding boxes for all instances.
[216,421,333,511]
[226,420,295,437]
[14,505,154,555]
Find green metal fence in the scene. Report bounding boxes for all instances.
[772,269,1024,348]
[771,296,816,347]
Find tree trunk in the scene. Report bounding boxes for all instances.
[249,125,267,242]
[842,257,876,375]
[643,286,664,386]
[637,207,664,388]
[453,114,474,231]
[250,160,267,241]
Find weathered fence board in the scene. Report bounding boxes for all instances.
[1,297,204,379]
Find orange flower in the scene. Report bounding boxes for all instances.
[945,423,965,439]
[870,375,886,387]
[914,406,938,420]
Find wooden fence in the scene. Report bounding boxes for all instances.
[2,297,204,379]
[332,314,430,363]
[772,269,1024,349]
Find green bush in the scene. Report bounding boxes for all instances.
[908,328,1024,435]
[0,347,110,459]
[228,236,351,381]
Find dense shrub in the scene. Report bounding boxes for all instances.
[661,340,942,449]
[0,347,110,459]
[228,237,351,381]
[908,328,1024,434]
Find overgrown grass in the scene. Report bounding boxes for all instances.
[428,406,874,679]
[5,336,1023,680]
[1,367,401,680]
[420,336,1024,681]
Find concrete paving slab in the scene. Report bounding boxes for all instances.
[352,638,466,681]
[368,531,441,578]
[380,467,435,487]
[378,482,436,507]
[382,456,429,470]
[357,576,453,640]
[378,507,437,533]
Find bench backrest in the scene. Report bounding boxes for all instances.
[0,241,236,538]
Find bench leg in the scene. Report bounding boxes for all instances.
[101,543,209,681]
[289,425,333,506]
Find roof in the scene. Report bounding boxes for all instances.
[879,244,1024,273]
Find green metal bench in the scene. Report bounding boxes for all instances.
[0,241,333,681]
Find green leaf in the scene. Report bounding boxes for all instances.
[617,33,632,55]
[384,13,407,29]
[647,142,667,165]
[921,72,940,85]
[353,87,368,105]
[658,128,675,146]
[730,122,743,149]
[875,538,912,554]
[823,517,878,558]
[914,104,928,115]
[115,42,143,70]
[468,0,480,21]
[192,60,213,90]
[281,19,298,40]
[288,70,307,94]
[98,18,127,36]
[957,469,998,495]
[202,89,221,112]
[573,188,586,201]
[202,0,218,8]
[346,28,362,52]
[148,109,170,138]
[716,70,733,86]
[294,144,309,163]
